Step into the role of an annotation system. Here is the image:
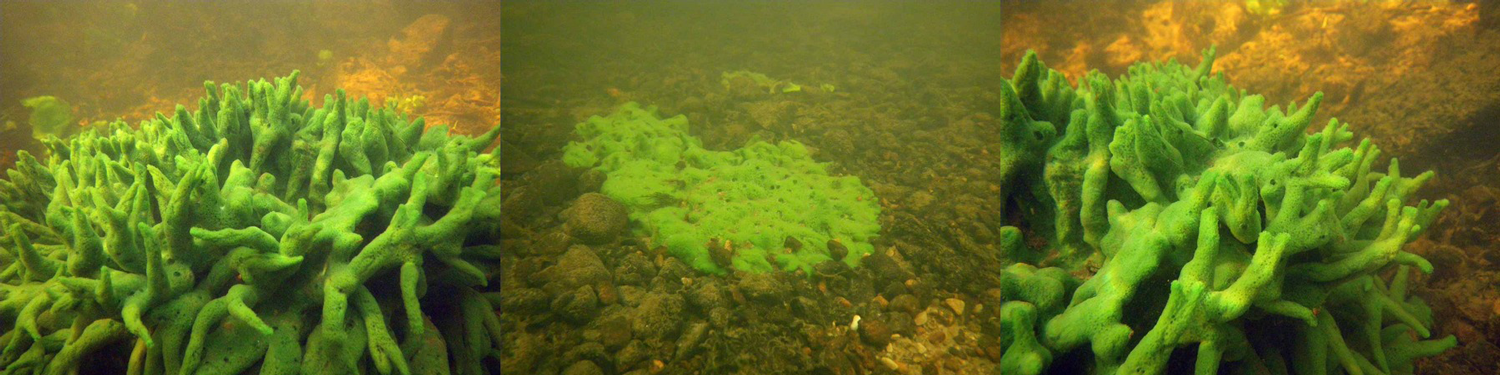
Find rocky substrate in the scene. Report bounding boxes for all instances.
[498,166,1006,374]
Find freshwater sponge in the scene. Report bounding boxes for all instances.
[563,102,880,274]
[999,48,1456,375]
[0,71,502,375]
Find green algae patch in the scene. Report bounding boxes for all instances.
[563,102,880,274]
[720,70,829,94]
[21,95,75,139]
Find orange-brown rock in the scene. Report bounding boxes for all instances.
[387,14,452,70]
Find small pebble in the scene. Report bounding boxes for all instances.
[945,298,966,316]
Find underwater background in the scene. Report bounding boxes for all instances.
[3,0,1500,374]
[1,1,500,169]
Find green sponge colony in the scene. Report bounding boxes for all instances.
[563,102,880,274]
[0,71,501,374]
[999,48,1455,375]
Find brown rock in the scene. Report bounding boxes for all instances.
[386,14,451,69]
[563,193,629,245]
[562,361,603,375]
[533,161,580,206]
[707,238,733,270]
[859,317,893,347]
[551,285,599,323]
[738,273,787,303]
[596,284,619,305]
[632,292,686,340]
[613,251,656,286]
[535,230,573,256]
[536,245,612,295]
[945,297,967,316]
[890,294,920,315]
[827,239,847,262]
[596,314,633,349]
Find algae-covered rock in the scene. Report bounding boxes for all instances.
[631,292,685,340]
[562,360,604,375]
[563,193,629,244]
[552,285,600,323]
[536,245,613,295]
[737,272,788,303]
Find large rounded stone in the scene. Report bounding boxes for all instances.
[563,193,629,244]
[552,285,599,323]
[562,360,603,375]
[535,245,612,295]
[737,273,788,304]
[632,292,685,340]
